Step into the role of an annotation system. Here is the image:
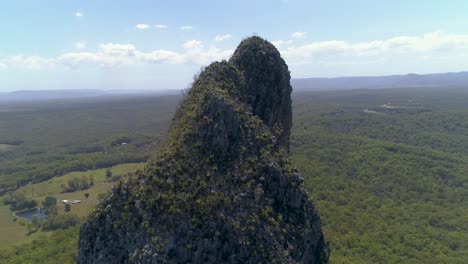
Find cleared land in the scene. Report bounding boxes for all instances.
[0,163,144,248]
[0,144,14,152]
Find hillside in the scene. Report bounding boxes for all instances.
[292,71,468,91]
[78,37,329,263]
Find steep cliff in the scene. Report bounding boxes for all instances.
[78,36,329,264]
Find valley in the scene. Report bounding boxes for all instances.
[1,87,467,263]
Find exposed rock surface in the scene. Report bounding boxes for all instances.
[78,36,329,264]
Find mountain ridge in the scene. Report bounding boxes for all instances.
[292,71,468,91]
[3,71,468,102]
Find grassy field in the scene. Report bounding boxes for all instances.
[0,203,45,249]
[0,162,144,248]
[0,144,14,152]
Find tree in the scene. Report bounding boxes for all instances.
[9,198,37,211]
[42,196,57,215]
[64,203,71,212]
[42,214,80,230]
[31,214,40,227]
[42,196,57,209]
[63,176,91,193]
[9,190,26,203]
[106,169,112,179]
[81,176,89,190]
[65,177,81,192]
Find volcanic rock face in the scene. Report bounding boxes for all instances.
[78,36,329,264]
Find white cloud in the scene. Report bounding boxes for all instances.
[3,31,468,72]
[292,31,307,39]
[1,55,55,70]
[59,43,138,68]
[135,24,150,29]
[0,40,233,70]
[75,42,87,50]
[215,34,232,42]
[99,43,136,56]
[183,40,202,50]
[75,12,83,17]
[138,50,181,64]
[155,24,167,29]
[178,40,232,64]
[282,31,468,59]
[272,39,293,49]
[181,26,193,30]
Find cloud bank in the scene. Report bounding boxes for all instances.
[280,31,468,59]
[0,41,233,70]
[291,31,306,39]
[1,31,468,72]
[215,34,232,42]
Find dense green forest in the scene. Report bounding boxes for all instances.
[0,95,178,192]
[1,88,467,263]
[291,88,468,263]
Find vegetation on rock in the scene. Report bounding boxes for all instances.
[78,36,329,263]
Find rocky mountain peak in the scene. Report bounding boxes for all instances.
[231,36,293,151]
[78,36,329,264]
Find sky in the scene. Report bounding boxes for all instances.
[1,0,468,91]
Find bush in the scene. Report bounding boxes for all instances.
[42,196,56,207]
[31,214,40,227]
[105,174,122,183]
[42,214,80,231]
[4,190,37,211]
[62,176,91,193]
[10,199,37,211]
[42,196,57,215]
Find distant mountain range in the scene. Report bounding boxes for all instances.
[292,71,468,91]
[2,71,468,101]
[0,89,181,102]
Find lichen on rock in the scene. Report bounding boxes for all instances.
[78,36,329,264]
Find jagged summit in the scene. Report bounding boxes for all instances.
[78,36,329,264]
[231,36,292,151]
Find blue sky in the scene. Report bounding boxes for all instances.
[1,0,468,91]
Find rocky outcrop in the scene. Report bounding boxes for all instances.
[78,36,329,264]
[231,37,292,151]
